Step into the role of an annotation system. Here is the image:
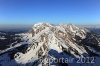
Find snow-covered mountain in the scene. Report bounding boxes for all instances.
[0,23,100,66]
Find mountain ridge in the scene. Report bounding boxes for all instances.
[0,23,100,66]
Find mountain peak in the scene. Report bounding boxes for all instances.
[0,23,100,66]
[33,22,52,27]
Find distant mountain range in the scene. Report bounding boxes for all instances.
[0,24,32,32]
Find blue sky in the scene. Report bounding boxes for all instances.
[0,0,100,25]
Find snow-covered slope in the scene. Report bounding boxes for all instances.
[0,23,100,66]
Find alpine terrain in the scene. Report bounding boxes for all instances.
[0,23,100,66]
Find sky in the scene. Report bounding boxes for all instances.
[0,0,100,25]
